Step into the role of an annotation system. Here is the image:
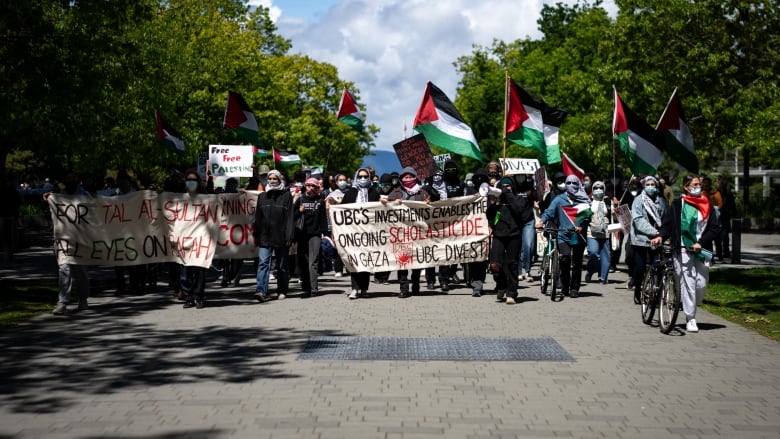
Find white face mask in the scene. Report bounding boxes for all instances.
[557,183,566,191]
[592,189,605,198]
[267,179,281,189]
[357,177,371,188]
[630,190,638,197]
[690,187,702,196]
[337,181,349,190]
[185,180,198,193]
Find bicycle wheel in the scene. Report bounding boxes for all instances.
[540,253,550,295]
[550,250,561,301]
[640,269,656,325]
[659,268,681,334]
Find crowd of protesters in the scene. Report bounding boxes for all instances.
[4,160,739,335]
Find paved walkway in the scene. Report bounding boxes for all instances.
[0,234,779,438]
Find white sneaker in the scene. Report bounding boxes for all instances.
[334,272,343,277]
[277,293,286,300]
[269,274,275,280]
[517,274,525,282]
[686,319,699,333]
[52,303,67,315]
[348,290,358,300]
[505,297,516,305]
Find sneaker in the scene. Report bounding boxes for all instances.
[471,290,481,297]
[527,274,534,282]
[609,266,617,273]
[277,293,287,300]
[195,300,204,309]
[183,301,195,308]
[600,279,608,284]
[686,319,699,333]
[77,299,88,310]
[450,274,461,283]
[269,273,275,280]
[348,290,358,300]
[427,282,436,290]
[585,273,593,283]
[52,303,67,315]
[334,272,343,278]
[627,278,634,288]
[254,292,267,303]
[496,289,506,302]
[570,289,579,298]
[505,297,516,305]
[383,280,390,285]
[517,274,526,282]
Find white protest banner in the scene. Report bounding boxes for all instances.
[209,145,254,177]
[498,158,541,175]
[329,195,490,272]
[49,191,258,268]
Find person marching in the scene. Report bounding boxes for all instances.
[629,175,668,304]
[294,177,328,298]
[253,169,295,302]
[341,167,380,299]
[487,176,529,305]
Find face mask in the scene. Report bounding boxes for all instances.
[690,187,702,196]
[630,190,638,197]
[644,186,657,196]
[583,181,591,189]
[466,181,474,187]
[295,182,304,189]
[185,181,198,192]
[392,178,399,185]
[357,177,371,188]
[556,183,566,191]
[401,179,417,190]
[267,180,281,189]
[337,181,349,190]
[380,184,392,193]
[432,175,443,183]
[593,189,605,198]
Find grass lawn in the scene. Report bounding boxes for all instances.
[705,267,780,341]
[0,280,58,331]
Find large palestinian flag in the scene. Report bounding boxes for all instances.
[657,88,699,173]
[413,81,482,162]
[505,78,567,164]
[613,87,665,175]
[223,91,261,146]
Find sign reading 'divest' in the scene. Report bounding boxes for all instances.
[209,145,254,177]
[499,158,541,175]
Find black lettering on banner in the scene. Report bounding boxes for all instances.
[392,133,438,181]
[54,202,90,224]
[143,235,168,258]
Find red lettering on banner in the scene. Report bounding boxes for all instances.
[217,223,255,246]
[170,234,213,262]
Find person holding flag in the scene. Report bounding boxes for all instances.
[629,176,669,305]
[660,175,718,333]
[536,175,591,298]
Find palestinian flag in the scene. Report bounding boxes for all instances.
[505,77,567,164]
[252,146,269,157]
[274,149,301,166]
[561,151,584,180]
[680,194,711,248]
[561,203,592,227]
[155,111,185,154]
[337,88,364,131]
[223,91,261,146]
[413,81,482,162]
[613,87,665,175]
[657,88,699,173]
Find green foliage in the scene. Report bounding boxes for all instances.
[0,280,58,332]
[1,0,375,186]
[454,0,780,180]
[706,268,780,341]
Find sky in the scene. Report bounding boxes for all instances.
[251,0,616,156]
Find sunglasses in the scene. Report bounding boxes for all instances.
[565,182,578,185]
[357,175,369,179]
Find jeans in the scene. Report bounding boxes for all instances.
[518,219,536,275]
[58,263,89,304]
[256,246,289,296]
[586,237,612,281]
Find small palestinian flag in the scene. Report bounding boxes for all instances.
[561,203,592,227]
[337,88,364,131]
[155,111,185,154]
[223,91,262,146]
[274,149,301,166]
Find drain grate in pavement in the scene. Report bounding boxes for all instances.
[299,336,574,361]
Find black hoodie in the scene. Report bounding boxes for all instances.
[443,159,465,198]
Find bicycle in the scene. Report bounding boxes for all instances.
[538,226,574,302]
[639,243,681,334]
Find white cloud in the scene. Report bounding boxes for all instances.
[268,0,614,154]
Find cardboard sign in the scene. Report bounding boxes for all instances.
[615,204,632,234]
[534,166,549,203]
[393,134,438,181]
[208,145,254,177]
[433,153,452,169]
[499,158,541,175]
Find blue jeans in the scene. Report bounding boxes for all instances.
[256,246,289,296]
[517,219,536,275]
[586,237,611,281]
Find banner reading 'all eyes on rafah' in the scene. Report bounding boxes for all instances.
[48,191,258,268]
[329,194,491,272]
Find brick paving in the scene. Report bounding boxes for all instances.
[0,233,778,438]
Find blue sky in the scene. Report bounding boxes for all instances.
[251,0,616,171]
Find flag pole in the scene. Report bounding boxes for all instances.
[503,71,509,161]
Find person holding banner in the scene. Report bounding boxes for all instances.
[253,169,295,302]
[424,168,450,291]
[325,173,350,278]
[387,166,431,299]
[180,170,208,309]
[487,176,529,305]
[660,175,718,333]
[294,178,328,298]
[373,173,396,285]
[536,175,591,298]
[629,175,668,304]
[49,173,92,315]
[342,167,380,299]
